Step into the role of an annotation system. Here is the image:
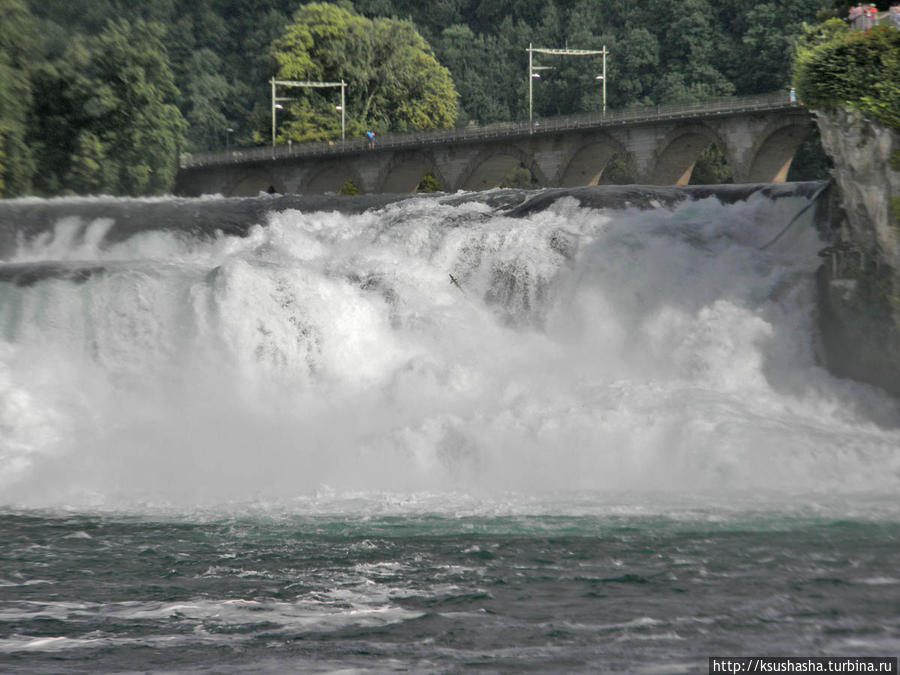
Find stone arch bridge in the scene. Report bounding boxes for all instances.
[175,93,814,196]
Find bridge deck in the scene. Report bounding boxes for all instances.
[181,92,800,169]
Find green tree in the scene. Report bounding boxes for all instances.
[65,130,112,194]
[649,0,734,102]
[606,27,658,106]
[794,23,900,130]
[437,22,527,124]
[0,0,36,196]
[16,0,837,164]
[689,144,734,184]
[182,49,231,152]
[726,0,831,94]
[32,18,186,195]
[598,154,634,184]
[485,15,532,121]
[88,19,186,194]
[417,169,441,192]
[269,2,458,143]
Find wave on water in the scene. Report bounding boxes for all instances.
[1,184,899,511]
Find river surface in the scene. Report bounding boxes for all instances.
[0,185,898,673]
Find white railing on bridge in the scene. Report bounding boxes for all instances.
[180,91,801,169]
[849,10,899,30]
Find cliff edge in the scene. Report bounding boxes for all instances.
[815,106,900,396]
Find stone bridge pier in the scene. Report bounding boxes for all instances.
[175,102,814,196]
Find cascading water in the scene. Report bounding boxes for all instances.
[2,186,900,673]
[2,185,898,509]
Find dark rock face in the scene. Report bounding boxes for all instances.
[503,182,827,217]
[814,107,900,396]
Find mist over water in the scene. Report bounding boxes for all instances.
[2,187,899,511]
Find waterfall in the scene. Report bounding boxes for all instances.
[1,185,898,509]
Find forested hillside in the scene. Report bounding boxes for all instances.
[1,0,845,196]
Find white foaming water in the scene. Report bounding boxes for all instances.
[1,191,899,510]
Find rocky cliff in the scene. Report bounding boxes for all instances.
[815,106,900,396]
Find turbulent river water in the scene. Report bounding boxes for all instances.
[0,184,898,673]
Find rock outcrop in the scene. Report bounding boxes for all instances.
[815,106,900,396]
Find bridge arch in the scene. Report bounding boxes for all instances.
[177,97,816,197]
[650,123,732,185]
[457,145,548,191]
[557,133,632,187]
[377,151,446,193]
[228,168,284,196]
[301,162,364,194]
[745,118,813,183]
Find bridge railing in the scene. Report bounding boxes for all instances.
[180,91,799,169]
[849,11,898,30]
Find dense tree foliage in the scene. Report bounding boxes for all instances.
[1,0,840,196]
[269,3,457,142]
[28,19,186,195]
[0,0,37,196]
[794,21,900,130]
[357,0,831,122]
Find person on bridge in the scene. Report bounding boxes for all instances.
[366,130,375,149]
[864,3,878,28]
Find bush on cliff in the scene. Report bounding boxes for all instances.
[793,21,900,130]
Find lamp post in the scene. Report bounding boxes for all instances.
[270,78,347,150]
[526,44,609,131]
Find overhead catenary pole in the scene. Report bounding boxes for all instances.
[340,80,346,141]
[601,44,608,114]
[270,78,349,149]
[271,78,277,150]
[526,45,609,131]
[528,42,533,133]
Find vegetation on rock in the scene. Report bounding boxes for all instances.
[417,170,442,193]
[339,178,360,195]
[794,20,900,130]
